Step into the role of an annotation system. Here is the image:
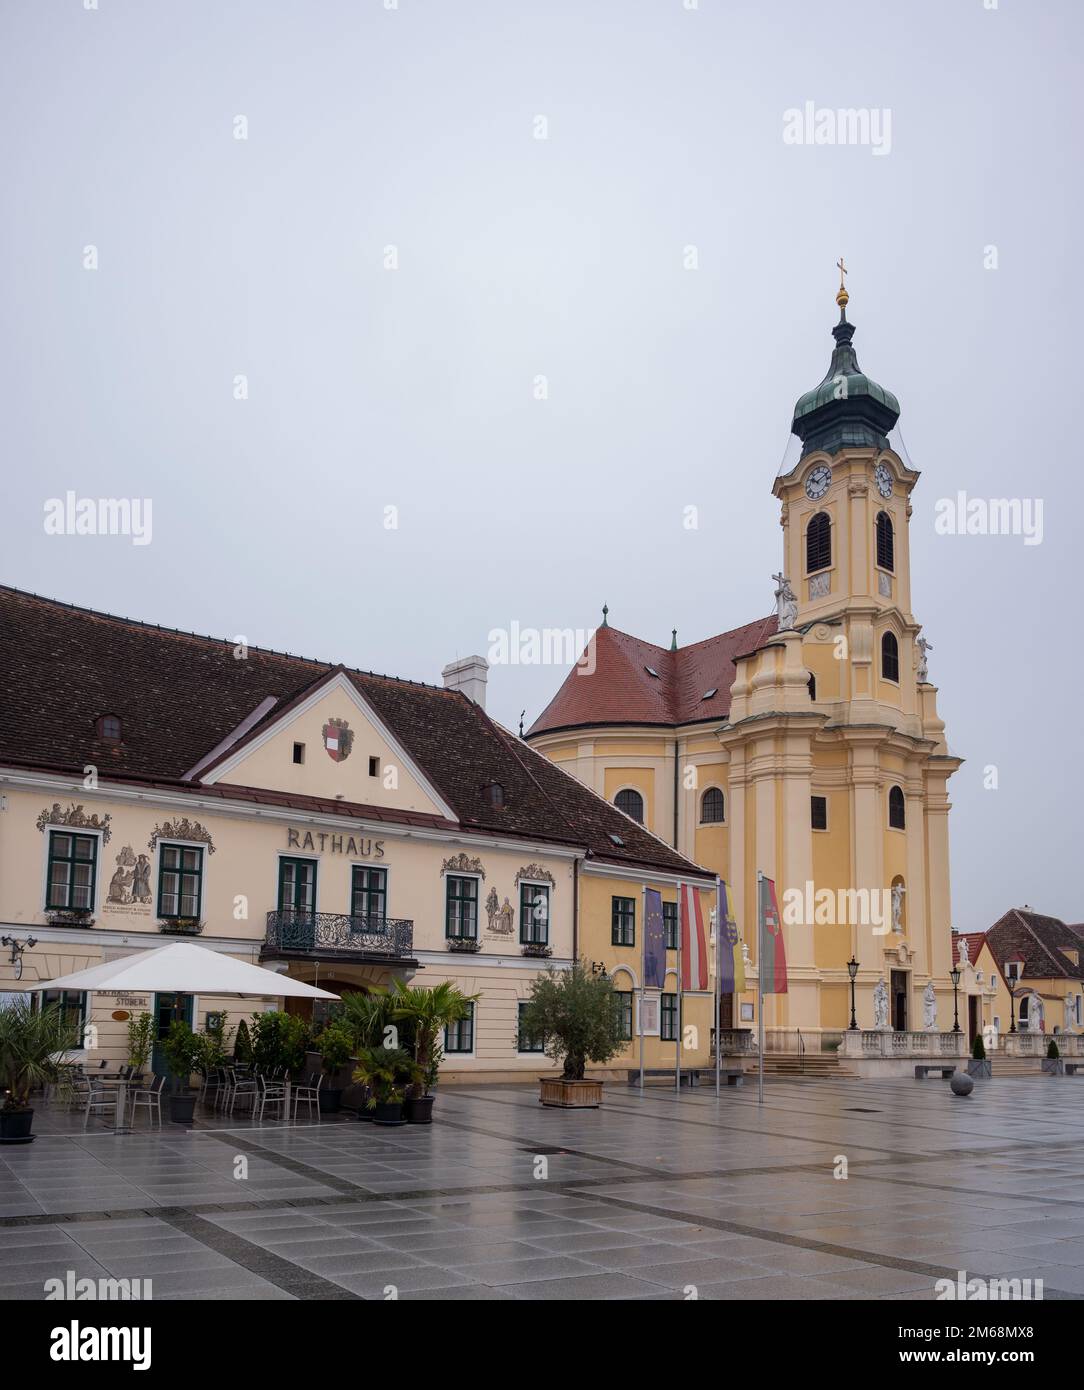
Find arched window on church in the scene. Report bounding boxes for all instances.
[615,788,644,824]
[888,785,906,830]
[700,788,725,824]
[876,511,894,571]
[881,631,899,683]
[806,511,831,573]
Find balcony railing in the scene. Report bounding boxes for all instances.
[263,911,414,959]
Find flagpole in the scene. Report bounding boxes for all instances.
[676,883,683,1095]
[639,886,646,1096]
[757,870,765,1107]
[714,877,722,1098]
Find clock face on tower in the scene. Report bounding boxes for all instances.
[875,462,893,499]
[805,464,832,500]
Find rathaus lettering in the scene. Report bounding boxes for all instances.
[286,828,384,857]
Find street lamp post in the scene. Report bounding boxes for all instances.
[950,965,961,1033]
[1004,957,1024,1033]
[847,956,859,1030]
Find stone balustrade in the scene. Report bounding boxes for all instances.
[839,1029,968,1059]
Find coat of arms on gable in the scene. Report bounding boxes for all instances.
[323,717,354,763]
[147,818,217,854]
[36,803,112,843]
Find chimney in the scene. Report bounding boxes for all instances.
[442,655,489,709]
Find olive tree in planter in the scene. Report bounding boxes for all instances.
[390,980,479,1124]
[966,1032,992,1080]
[161,1020,201,1123]
[520,959,623,1108]
[0,999,77,1143]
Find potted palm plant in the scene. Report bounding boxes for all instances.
[520,959,623,1108]
[351,1046,419,1125]
[161,1020,201,1123]
[0,999,77,1143]
[390,980,478,1124]
[338,990,392,1118]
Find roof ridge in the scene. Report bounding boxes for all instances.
[0,582,450,693]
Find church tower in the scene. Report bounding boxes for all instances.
[720,267,961,1046]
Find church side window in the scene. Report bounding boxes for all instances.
[888,785,906,830]
[876,511,894,571]
[881,631,899,682]
[806,511,831,573]
[615,788,644,823]
[700,787,725,824]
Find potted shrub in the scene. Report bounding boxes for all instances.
[966,1032,991,1079]
[192,1014,233,1099]
[251,1009,310,1076]
[126,1011,154,1074]
[1042,1037,1064,1075]
[520,959,624,1108]
[234,1018,253,1065]
[312,1021,354,1113]
[0,999,77,1143]
[351,1046,418,1126]
[390,980,478,1124]
[161,1020,201,1123]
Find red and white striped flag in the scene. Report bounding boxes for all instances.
[679,883,709,992]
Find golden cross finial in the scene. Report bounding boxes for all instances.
[836,256,849,309]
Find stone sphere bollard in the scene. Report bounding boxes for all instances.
[949,1071,974,1098]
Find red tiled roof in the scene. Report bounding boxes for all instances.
[0,585,712,880]
[526,616,779,737]
[985,908,1084,982]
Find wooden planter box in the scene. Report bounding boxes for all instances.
[539,1077,603,1108]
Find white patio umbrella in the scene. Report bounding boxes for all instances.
[35,941,339,1000]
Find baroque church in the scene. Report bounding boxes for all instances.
[527,274,961,1052]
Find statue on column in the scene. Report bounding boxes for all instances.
[956,934,969,967]
[891,882,906,934]
[873,976,890,1030]
[772,573,798,631]
[916,636,933,683]
[923,980,937,1031]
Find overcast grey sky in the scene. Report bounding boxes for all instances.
[2,0,1080,930]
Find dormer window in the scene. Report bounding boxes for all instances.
[482,781,505,810]
[702,687,718,700]
[608,832,625,847]
[96,715,122,742]
[644,666,660,679]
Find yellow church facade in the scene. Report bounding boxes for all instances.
[528,278,964,1065]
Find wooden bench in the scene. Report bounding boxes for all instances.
[914,1064,956,1079]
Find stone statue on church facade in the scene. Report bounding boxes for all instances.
[916,636,933,683]
[873,976,889,1030]
[891,882,905,934]
[923,980,937,1031]
[773,573,798,631]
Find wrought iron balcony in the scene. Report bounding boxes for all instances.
[263,911,414,961]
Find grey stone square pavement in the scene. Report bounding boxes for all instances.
[1,1076,1080,1301]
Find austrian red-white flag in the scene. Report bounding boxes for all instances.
[679,883,709,992]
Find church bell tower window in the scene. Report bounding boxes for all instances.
[876,511,895,572]
[806,512,832,574]
[881,631,900,683]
